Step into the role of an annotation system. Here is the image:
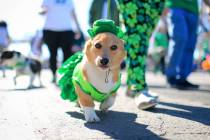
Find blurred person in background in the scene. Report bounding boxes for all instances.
[164,0,199,89]
[41,0,80,83]
[89,0,119,26]
[198,0,210,72]
[0,20,10,77]
[117,0,165,109]
[0,20,10,52]
[30,30,43,58]
[204,0,210,7]
[89,0,127,69]
[148,14,169,74]
[71,31,85,53]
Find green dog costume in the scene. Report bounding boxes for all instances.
[58,19,124,102]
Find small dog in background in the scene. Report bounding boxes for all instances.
[196,1,210,65]
[0,50,42,88]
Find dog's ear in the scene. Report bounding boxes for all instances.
[83,39,92,61]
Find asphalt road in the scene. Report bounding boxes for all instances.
[0,70,210,140]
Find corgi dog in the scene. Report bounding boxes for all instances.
[77,32,126,122]
[58,19,126,122]
[0,50,42,88]
[58,31,126,122]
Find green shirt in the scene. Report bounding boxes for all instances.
[165,0,198,14]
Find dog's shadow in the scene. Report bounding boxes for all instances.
[66,110,163,140]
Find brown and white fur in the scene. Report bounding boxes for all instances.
[76,32,126,122]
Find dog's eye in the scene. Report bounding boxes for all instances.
[95,43,102,49]
[110,45,117,51]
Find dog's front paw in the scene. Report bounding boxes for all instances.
[83,107,100,122]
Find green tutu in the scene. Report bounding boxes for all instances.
[57,52,83,102]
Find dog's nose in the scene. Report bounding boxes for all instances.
[100,57,109,65]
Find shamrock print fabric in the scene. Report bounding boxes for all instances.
[118,0,165,92]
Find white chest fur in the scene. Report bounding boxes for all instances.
[85,63,116,93]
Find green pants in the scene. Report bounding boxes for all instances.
[118,0,164,92]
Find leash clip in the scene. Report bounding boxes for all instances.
[105,68,111,83]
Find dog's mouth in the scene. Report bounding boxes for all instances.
[98,65,109,70]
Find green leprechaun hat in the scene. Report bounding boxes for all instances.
[87,19,124,39]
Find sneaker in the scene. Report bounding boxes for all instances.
[181,80,199,89]
[141,90,159,99]
[126,88,158,99]
[167,77,199,90]
[134,90,158,110]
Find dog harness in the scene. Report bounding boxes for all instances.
[72,63,121,102]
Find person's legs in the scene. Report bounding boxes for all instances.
[165,8,188,84]
[179,12,198,79]
[118,0,164,109]
[59,31,75,62]
[176,11,199,89]
[43,30,59,81]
